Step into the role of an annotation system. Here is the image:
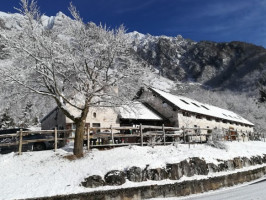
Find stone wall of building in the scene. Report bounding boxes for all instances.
[65,107,120,130]
[141,90,179,126]
[141,89,254,134]
[41,107,120,132]
[178,113,254,133]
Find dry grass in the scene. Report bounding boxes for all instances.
[63,154,81,161]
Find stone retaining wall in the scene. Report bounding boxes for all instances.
[27,166,266,200]
[25,155,266,200]
[81,155,266,188]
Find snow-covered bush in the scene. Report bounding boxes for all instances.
[207,128,227,150]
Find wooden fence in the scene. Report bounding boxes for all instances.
[0,125,261,155]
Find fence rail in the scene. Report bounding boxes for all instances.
[0,124,261,155]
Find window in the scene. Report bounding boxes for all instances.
[196,115,202,119]
[222,113,227,117]
[215,118,221,122]
[93,112,97,118]
[180,99,189,105]
[192,102,200,107]
[206,117,212,121]
[201,105,209,110]
[182,111,191,117]
[92,123,100,127]
[92,123,101,133]
[162,101,167,107]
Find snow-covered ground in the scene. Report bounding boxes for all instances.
[1,141,266,200]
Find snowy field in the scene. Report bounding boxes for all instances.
[1,141,266,200]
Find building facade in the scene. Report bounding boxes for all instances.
[139,88,254,134]
[41,102,163,134]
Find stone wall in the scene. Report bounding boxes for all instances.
[26,166,266,200]
[25,155,266,200]
[140,89,254,133]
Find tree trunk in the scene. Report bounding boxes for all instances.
[73,119,85,157]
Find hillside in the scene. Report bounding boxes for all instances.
[130,31,266,93]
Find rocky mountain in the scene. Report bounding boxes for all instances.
[128,31,266,94]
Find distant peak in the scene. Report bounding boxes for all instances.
[56,11,66,17]
[127,31,146,38]
[0,11,10,17]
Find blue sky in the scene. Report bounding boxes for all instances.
[1,0,266,47]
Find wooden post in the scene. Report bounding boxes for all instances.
[162,124,166,146]
[182,126,185,144]
[18,129,23,155]
[140,124,143,146]
[63,129,67,146]
[198,126,202,143]
[54,127,57,151]
[111,125,114,144]
[87,127,90,150]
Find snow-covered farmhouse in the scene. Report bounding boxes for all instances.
[139,88,254,134]
[41,102,163,134]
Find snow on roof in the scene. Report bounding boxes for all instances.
[151,88,254,126]
[119,102,162,120]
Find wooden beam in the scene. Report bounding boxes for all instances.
[0,133,17,138]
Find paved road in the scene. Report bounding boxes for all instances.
[150,177,266,200]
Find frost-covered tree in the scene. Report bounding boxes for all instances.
[0,0,147,157]
[258,72,266,103]
[0,109,15,129]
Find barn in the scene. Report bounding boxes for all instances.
[139,87,254,135]
[40,102,163,135]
